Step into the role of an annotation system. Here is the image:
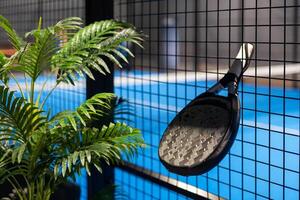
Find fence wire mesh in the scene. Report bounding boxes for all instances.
[114,0,300,199]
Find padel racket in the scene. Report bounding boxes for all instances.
[159,43,254,176]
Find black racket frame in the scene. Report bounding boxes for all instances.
[159,43,254,176]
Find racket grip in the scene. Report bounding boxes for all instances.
[207,43,254,95]
[229,43,254,79]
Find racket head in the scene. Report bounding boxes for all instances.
[158,93,240,175]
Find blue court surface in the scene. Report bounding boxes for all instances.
[8,71,299,200]
[114,70,300,200]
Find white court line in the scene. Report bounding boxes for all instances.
[8,79,86,92]
[132,99,299,136]
[6,66,299,135]
[114,64,300,86]
[7,63,299,90]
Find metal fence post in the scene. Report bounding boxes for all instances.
[85,0,114,199]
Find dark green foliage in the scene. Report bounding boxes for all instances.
[0,16,144,200]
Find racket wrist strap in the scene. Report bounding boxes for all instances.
[207,73,237,94]
[221,73,239,95]
[220,73,237,87]
[228,81,238,95]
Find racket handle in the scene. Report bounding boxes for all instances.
[228,43,254,95]
[229,43,254,79]
[207,43,254,94]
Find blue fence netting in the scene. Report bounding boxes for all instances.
[113,0,300,200]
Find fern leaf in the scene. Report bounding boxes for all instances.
[79,151,85,166]
[0,86,46,143]
[85,150,91,163]
[54,164,59,180]
[84,163,90,176]
[0,15,23,50]
[72,151,79,165]
[93,163,102,174]
[62,158,67,177]
[17,143,26,163]
[53,20,143,84]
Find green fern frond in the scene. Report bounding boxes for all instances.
[0,16,144,199]
[0,86,46,143]
[0,15,24,50]
[53,20,143,84]
[26,17,83,44]
[51,17,83,43]
[52,122,144,178]
[49,93,116,130]
[0,52,9,85]
[1,17,82,83]
[11,29,58,81]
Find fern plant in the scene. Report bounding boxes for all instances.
[0,16,144,200]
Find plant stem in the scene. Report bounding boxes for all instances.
[40,82,58,109]
[30,78,35,104]
[24,73,30,100]
[10,72,26,99]
[35,77,48,107]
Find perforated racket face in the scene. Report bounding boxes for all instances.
[159,103,231,168]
